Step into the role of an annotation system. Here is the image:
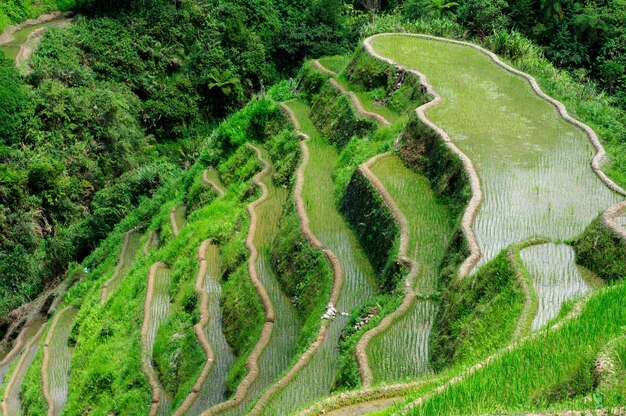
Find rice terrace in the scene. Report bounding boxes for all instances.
[0,0,625,415]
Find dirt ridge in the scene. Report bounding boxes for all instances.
[169,204,185,237]
[603,201,626,241]
[202,169,226,196]
[327,78,391,126]
[141,262,169,416]
[200,144,278,415]
[245,103,345,415]
[312,59,337,76]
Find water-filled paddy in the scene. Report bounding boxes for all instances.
[369,35,622,271]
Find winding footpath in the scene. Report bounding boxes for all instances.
[353,152,419,387]
[202,169,226,196]
[201,144,281,415]
[1,321,47,416]
[171,241,217,415]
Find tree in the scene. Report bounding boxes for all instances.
[359,0,381,13]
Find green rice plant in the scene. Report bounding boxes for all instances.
[186,244,235,415]
[317,55,350,75]
[260,100,377,415]
[401,279,626,415]
[366,154,456,384]
[519,243,592,331]
[369,35,622,274]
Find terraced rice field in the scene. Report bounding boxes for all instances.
[2,319,46,415]
[221,146,302,415]
[366,154,455,383]
[519,243,594,330]
[44,307,79,416]
[260,100,376,415]
[367,35,622,271]
[144,264,173,415]
[0,316,46,394]
[101,229,143,303]
[367,34,622,336]
[186,244,234,415]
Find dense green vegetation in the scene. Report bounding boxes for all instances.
[1,1,625,415]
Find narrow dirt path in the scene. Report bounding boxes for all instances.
[246,103,346,416]
[202,169,226,197]
[141,262,172,416]
[100,229,142,303]
[354,152,418,388]
[312,59,338,76]
[42,306,79,416]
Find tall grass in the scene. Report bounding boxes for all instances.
[404,279,626,414]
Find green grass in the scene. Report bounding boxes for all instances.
[398,279,626,415]
[369,35,622,272]
[367,154,456,384]
[317,55,350,74]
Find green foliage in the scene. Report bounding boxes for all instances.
[573,216,626,281]
[341,168,399,289]
[430,250,523,370]
[309,82,377,149]
[398,115,470,217]
[0,57,30,145]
